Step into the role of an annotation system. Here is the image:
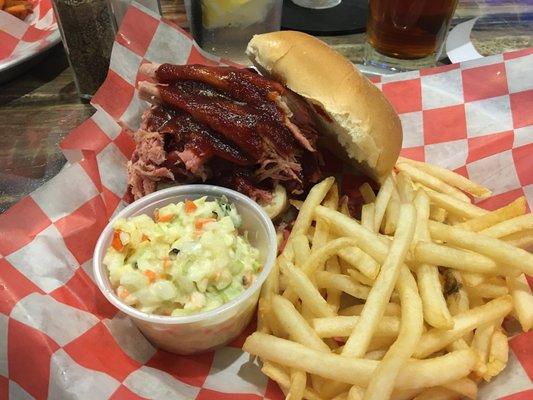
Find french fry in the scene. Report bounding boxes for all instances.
[384,188,401,234]
[332,392,348,400]
[347,268,375,287]
[414,241,505,274]
[348,386,365,400]
[337,247,380,280]
[428,220,533,276]
[430,204,447,222]
[292,234,311,268]
[412,387,460,400]
[359,182,376,204]
[282,262,336,317]
[340,196,351,217]
[364,267,424,400]
[461,272,486,288]
[324,182,340,209]
[271,295,330,352]
[313,217,331,252]
[288,369,306,400]
[374,175,395,232]
[396,162,471,202]
[301,238,357,277]
[284,177,335,259]
[446,338,470,353]
[485,329,508,381]
[315,271,370,300]
[390,389,425,400]
[396,171,415,203]
[471,322,496,377]
[413,189,454,329]
[284,238,357,302]
[339,303,401,317]
[261,296,285,337]
[342,204,416,357]
[421,186,487,219]
[502,229,533,249]
[252,171,532,399]
[326,256,342,312]
[442,378,478,400]
[315,206,392,266]
[323,186,342,312]
[469,282,509,299]
[396,157,491,199]
[311,315,400,338]
[5,4,28,19]
[6,0,30,6]
[367,336,397,353]
[361,203,376,232]
[446,213,465,226]
[261,256,280,299]
[364,350,387,360]
[257,298,270,334]
[456,196,526,232]
[413,296,513,358]
[244,333,477,390]
[261,362,323,400]
[506,274,533,331]
[479,213,533,239]
[289,199,303,210]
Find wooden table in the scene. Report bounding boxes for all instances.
[0,0,531,212]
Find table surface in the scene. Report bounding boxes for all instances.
[0,0,532,213]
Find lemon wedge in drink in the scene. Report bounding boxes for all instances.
[202,0,271,29]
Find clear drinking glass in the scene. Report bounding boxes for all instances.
[186,0,283,63]
[291,0,341,9]
[52,0,117,99]
[364,0,459,71]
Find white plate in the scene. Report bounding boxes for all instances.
[0,0,61,82]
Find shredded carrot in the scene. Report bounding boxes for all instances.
[117,286,129,299]
[163,257,171,269]
[185,200,197,214]
[142,234,149,242]
[195,217,216,230]
[157,213,173,222]
[112,230,124,251]
[144,270,157,283]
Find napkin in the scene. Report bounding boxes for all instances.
[0,3,532,399]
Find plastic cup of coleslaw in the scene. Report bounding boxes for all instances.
[93,185,277,355]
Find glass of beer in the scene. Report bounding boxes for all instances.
[364,0,459,71]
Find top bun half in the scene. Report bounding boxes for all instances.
[246,31,402,183]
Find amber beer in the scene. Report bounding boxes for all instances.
[366,0,458,67]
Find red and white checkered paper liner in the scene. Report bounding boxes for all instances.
[0,0,58,62]
[0,3,532,399]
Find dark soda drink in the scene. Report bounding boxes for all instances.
[367,0,458,60]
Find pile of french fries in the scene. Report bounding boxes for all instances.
[1,0,32,20]
[243,156,533,400]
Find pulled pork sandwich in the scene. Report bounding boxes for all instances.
[128,31,402,218]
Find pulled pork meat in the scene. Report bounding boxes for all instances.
[128,63,323,201]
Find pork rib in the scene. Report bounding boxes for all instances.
[139,80,301,161]
[141,63,286,104]
[145,105,252,169]
[140,63,317,152]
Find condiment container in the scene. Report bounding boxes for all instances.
[185,0,283,64]
[93,185,277,355]
[52,0,117,99]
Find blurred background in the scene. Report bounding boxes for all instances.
[0,0,531,212]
